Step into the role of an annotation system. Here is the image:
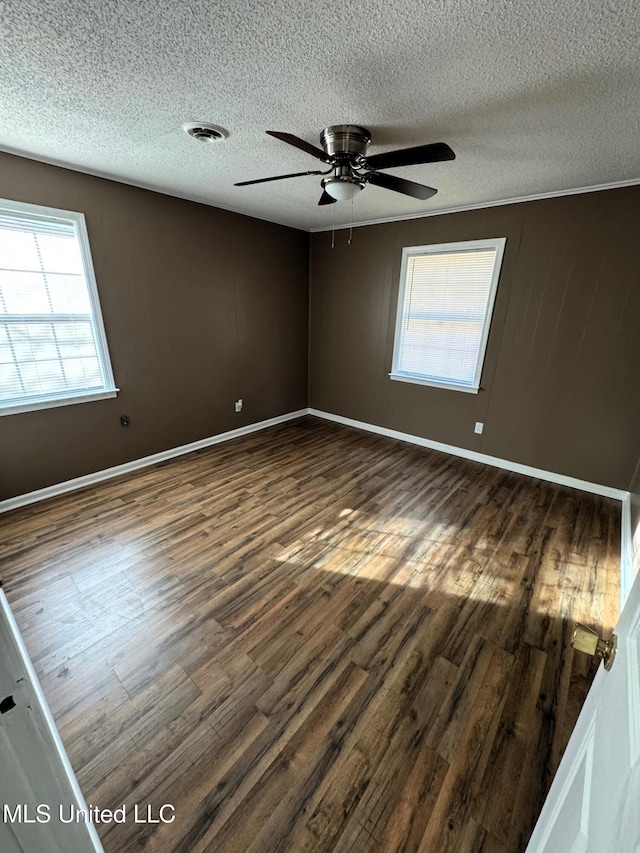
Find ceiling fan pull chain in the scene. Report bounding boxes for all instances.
[331,203,335,249]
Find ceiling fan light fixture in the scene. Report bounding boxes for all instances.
[323,176,364,202]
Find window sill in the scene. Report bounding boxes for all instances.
[389,373,480,394]
[0,389,119,417]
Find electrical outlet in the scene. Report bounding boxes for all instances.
[474,422,484,435]
[235,399,243,413]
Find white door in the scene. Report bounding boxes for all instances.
[0,590,104,853]
[526,560,640,853]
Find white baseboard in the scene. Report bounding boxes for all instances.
[3,404,634,610]
[309,408,633,610]
[0,409,307,515]
[309,408,628,501]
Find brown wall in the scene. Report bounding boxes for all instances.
[0,153,309,501]
[3,154,639,501]
[309,186,640,490]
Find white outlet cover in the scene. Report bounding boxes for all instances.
[474,422,484,434]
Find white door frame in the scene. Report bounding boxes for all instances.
[0,590,104,852]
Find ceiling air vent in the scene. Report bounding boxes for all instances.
[182,122,229,143]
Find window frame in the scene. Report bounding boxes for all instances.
[0,197,118,417]
[389,237,506,394]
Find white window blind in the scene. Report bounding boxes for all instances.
[391,238,506,393]
[0,200,117,416]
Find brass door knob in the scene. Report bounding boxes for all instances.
[571,623,617,671]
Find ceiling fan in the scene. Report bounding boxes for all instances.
[235,125,455,205]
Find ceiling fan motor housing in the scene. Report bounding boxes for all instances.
[320,125,371,159]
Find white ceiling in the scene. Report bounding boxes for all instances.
[1,0,639,231]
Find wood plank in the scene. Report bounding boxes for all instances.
[417,642,516,853]
[0,416,620,853]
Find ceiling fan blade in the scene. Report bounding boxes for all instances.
[318,191,338,206]
[235,169,323,187]
[365,171,438,200]
[365,142,455,171]
[266,131,332,163]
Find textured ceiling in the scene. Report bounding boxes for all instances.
[1,0,639,231]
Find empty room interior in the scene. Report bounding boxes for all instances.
[1,1,640,852]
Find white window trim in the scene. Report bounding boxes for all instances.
[0,198,118,417]
[0,389,118,417]
[390,237,506,393]
[388,373,481,394]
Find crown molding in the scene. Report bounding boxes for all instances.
[2,144,638,235]
[0,144,305,233]
[309,176,640,232]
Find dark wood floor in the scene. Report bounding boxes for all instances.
[0,417,620,852]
